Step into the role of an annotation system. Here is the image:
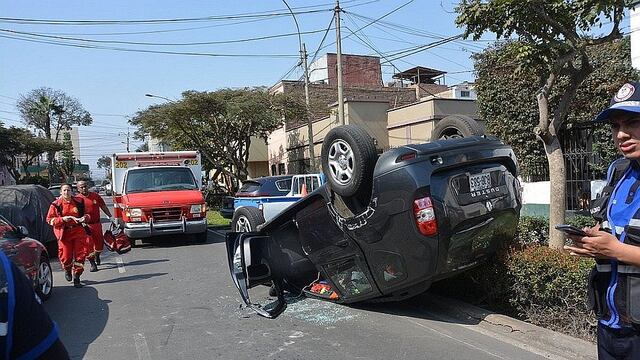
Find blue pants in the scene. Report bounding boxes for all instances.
[598,324,640,360]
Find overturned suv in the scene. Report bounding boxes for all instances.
[226,124,521,318]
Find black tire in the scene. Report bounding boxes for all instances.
[35,255,53,301]
[194,231,208,243]
[321,125,377,198]
[231,207,265,232]
[431,114,483,140]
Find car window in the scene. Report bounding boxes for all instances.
[125,168,197,193]
[0,217,15,239]
[238,181,261,194]
[275,179,292,192]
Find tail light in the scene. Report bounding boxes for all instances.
[413,196,437,236]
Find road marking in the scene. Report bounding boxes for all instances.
[134,333,152,360]
[207,229,227,237]
[116,257,126,273]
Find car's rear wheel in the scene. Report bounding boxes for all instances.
[36,255,53,301]
[431,114,483,140]
[232,207,265,232]
[321,125,377,198]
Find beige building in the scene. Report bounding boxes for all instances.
[54,127,81,161]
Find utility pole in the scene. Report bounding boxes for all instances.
[282,0,316,171]
[335,0,345,125]
[119,128,130,152]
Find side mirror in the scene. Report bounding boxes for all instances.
[225,232,286,318]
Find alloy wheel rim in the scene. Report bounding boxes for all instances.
[235,216,251,232]
[328,139,354,186]
[38,262,52,295]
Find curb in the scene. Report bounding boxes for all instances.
[424,293,596,360]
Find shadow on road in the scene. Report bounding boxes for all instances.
[348,291,484,326]
[44,285,110,360]
[83,272,168,285]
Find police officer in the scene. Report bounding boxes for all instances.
[566,81,640,359]
[0,250,69,359]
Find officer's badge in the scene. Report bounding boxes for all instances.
[93,200,97,204]
[71,207,79,214]
[615,83,635,102]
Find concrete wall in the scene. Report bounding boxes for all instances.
[346,100,390,149]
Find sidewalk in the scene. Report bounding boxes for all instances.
[422,293,596,360]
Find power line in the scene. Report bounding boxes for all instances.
[0,27,332,47]
[0,9,332,26]
[0,33,299,58]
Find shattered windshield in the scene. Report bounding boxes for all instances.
[125,168,197,193]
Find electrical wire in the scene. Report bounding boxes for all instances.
[0,28,332,47]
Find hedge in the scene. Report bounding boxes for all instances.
[432,215,597,342]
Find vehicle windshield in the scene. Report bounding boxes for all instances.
[125,168,197,193]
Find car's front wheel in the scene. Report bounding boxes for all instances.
[231,207,265,232]
[36,255,53,301]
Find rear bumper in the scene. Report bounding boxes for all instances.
[124,218,207,238]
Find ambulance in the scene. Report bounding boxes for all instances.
[110,151,207,243]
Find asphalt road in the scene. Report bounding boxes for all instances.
[39,219,565,360]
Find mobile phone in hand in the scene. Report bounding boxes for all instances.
[555,224,587,237]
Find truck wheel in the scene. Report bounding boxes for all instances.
[431,115,483,140]
[232,207,265,233]
[321,125,377,198]
[36,255,53,301]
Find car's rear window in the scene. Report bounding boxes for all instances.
[238,181,261,194]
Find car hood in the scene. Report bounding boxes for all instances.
[123,190,204,207]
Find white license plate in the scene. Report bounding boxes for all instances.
[469,172,491,192]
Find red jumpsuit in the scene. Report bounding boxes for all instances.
[78,191,106,261]
[46,197,91,276]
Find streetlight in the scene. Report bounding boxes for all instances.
[145,93,175,103]
[144,93,176,152]
[282,0,316,172]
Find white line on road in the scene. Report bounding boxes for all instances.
[207,229,227,237]
[116,257,126,273]
[134,333,152,360]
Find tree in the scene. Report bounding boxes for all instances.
[17,87,92,182]
[0,123,65,182]
[456,0,626,248]
[130,88,305,192]
[135,142,149,152]
[60,132,75,182]
[474,38,637,180]
[96,155,112,179]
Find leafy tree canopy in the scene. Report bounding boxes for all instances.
[130,88,305,191]
[475,37,638,179]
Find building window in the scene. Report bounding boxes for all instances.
[278,163,286,175]
[271,164,277,176]
[460,90,471,98]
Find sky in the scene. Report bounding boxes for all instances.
[0,0,618,179]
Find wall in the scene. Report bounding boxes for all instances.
[346,100,390,149]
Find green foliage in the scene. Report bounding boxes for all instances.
[434,215,597,341]
[473,38,637,180]
[131,88,305,191]
[516,216,549,246]
[60,132,75,181]
[567,214,596,229]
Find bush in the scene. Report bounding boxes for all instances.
[432,215,597,342]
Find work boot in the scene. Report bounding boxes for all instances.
[64,269,72,282]
[89,259,98,272]
[73,275,82,288]
[95,253,101,266]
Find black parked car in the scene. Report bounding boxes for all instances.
[226,124,521,318]
[220,175,294,219]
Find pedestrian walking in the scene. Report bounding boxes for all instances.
[0,250,69,359]
[565,81,640,359]
[46,183,92,288]
[76,181,113,272]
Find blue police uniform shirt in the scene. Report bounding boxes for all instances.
[603,163,640,328]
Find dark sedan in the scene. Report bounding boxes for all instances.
[0,215,53,300]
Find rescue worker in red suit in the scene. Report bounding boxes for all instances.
[76,180,113,272]
[46,183,91,288]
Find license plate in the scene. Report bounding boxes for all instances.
[469,172,491,192]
